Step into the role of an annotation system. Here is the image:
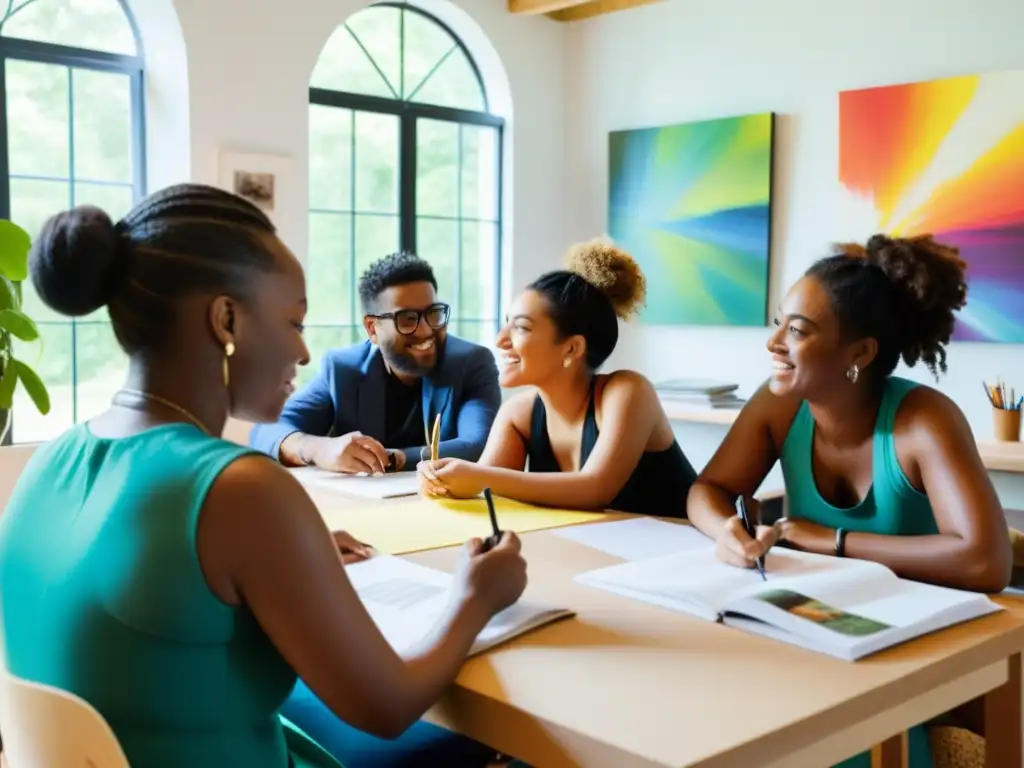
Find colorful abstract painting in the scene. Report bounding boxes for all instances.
[839,71,1024,343]
[608,113,775,327]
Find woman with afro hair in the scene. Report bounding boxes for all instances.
[419,239,698,517]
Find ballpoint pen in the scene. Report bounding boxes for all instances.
[736,496,766,581]
[482,487,502,551]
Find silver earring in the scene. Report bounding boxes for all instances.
[563,358,572,368]
[846,364,859,384]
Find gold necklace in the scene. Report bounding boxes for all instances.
[114,389,210,435]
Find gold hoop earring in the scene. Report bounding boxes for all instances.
[223,341,235,388]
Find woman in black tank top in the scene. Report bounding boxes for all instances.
[418,240,697,517]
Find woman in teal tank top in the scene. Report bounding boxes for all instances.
[0,184,528,768]
[688,234,1013,768]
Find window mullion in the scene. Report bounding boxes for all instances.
[348,109,356,327]
[130,66,146,200]
[494,125,504,335]
[67,65,79,425]
[455,123,463,327]
[400,114,416,254]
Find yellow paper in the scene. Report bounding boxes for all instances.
[317,494,606,555]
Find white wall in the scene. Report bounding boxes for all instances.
[564,0,1024,503]
[134,0,568,305]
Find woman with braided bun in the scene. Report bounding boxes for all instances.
[0,184,528,768]
[419,239,698,516]
[688,234,1012,768]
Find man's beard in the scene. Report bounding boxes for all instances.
[380,335,445,378]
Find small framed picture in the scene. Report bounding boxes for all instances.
[217,149,296,247]
[232,170,276,211]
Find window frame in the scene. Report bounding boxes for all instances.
[308,2,505,343]
[0,0,147,444]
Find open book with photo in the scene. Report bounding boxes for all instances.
[348,555,574,656]
[575,546,1002,661]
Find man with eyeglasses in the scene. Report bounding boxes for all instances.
[249,251,501,475]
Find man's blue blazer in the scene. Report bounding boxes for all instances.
[249,335,501,466]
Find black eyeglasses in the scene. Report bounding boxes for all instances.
[369,303,451,335]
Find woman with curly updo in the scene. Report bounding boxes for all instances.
[418,239,698,516]
[689,233,1013,768]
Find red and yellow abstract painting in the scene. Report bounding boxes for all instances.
[839,72,1024,342]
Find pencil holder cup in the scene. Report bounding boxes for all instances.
[993,407,1022,442]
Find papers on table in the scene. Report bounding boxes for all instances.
[552,517,712,560]
[290,466,421,499]
[347,555,573,656]
[318,495,606,555]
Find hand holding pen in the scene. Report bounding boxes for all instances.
[482,488,503,552]
[736,496,766,580]
[713,495,780,573]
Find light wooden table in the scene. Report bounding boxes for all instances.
[309,488,1024,768]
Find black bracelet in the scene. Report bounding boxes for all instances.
[834,527,848,558]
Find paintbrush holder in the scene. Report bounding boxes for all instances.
[993,407,1021,442]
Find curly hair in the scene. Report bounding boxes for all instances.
[806,233,967,380]
[357,251,437,313]
[565,239,647,319]
[528,238,647,371]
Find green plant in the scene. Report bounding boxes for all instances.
[0,219,50,441]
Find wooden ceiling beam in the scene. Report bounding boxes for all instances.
[546,0,664,21]
[507,0,591,15]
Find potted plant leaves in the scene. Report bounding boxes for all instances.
[0,219,50,442]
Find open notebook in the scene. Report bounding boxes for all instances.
[348,555,574,656]
[576,546,1002,661]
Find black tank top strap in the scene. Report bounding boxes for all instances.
[580,377,600,466]
[526,394,559,472]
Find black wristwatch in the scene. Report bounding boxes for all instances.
[834,527,848,558]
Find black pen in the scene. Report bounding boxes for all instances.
[736,496,766,581]
[482,488,502,551]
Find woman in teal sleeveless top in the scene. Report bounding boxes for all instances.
[0,184,527,768]
[688,234,1012,768]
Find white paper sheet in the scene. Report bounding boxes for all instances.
[346,555,573,655]
[290,467,420,499]
[552,517,712,561]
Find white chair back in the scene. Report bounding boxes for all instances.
[0,670,129,768]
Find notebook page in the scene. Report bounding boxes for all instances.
[576,547,884,617]
[726,549,896,607]
[729,577,1000,660]
[347,555,570,656]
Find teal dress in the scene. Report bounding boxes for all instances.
[0,423,340,768]
[780,376,935,768]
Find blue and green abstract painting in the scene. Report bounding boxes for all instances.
[608,113,775,326]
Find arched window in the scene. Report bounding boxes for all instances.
[306,2,503,375]
[0,0,145,443]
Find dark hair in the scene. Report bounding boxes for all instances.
[28,183,282,356]
[528,239,646,371]
[806,233,967,380]
[358,251,437,313]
